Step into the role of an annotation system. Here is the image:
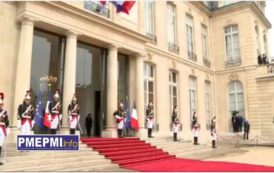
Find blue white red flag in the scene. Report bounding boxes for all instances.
[125,97,131,129]
[34,91,44,129]
[43,90,52,128]
[131,100,139,131]
[100,1,136,14]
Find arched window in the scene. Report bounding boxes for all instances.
[229,81,244,115]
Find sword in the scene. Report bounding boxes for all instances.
[77,115,83,135]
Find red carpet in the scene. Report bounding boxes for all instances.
[81,138,274,172]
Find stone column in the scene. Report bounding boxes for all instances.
[102,44,118,137]
[62,30,78,129]
[136,53,146,138]
[13,17,35,126]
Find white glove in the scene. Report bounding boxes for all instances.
[48,114,52,121]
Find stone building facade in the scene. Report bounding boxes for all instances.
[0,1,273,142]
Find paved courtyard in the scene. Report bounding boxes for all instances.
[206,146,274,167]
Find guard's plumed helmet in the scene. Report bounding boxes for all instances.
[25,90,32,100]
[0,93,4,105]
[174,118,179,123]
[54,89,61,99]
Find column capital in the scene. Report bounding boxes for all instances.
[107,43,120,50]
[134,52,147,58]
[66,29,80,38]
[17,16,38,26]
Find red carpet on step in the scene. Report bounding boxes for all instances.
[81,137,274,172]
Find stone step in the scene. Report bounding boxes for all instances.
[0,157,111,171]
[151,141,192,148]
[171,146,212,156]
[60,163,119,172]
[163,146,209,156]
[145,139,192,145]
[4,153,104,165]
[4,151,101,162]
[157,143,207,151]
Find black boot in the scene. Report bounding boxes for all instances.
[148,128,153,138]
[212,140,217,148]
[0,147,3,165]
[118,129,122,138]
[194,137,197,145]
[173,133,178,141]
[70,129,75,135]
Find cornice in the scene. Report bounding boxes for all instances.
[145,45,214,75]
[189,1,211,17]
[211,2,271,29]
[44,1,149,43]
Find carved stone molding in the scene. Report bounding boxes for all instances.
[229,72,239,81]
[191,68,195,75]
[172,61,176,69]
[66,29,81,38]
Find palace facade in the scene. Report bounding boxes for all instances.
[0,1,273,142]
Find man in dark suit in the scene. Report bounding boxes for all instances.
[85,113,93,137]
[243,120,250,140]
[231,111,238,133]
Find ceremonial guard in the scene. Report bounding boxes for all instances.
[68,94,80,135]
[211,116,217,148]
[192,123,200,145]
[192,112,197,128]
[48,90,62,134]
[113,101,126,138]
[18,90,34,135]
[173,118,180,141]
[171,105,178,123]
[0,93,9,165]
[146,101,154,138]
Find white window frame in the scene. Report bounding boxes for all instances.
[201,24,208,60]
[145,0,155,35]
[144,63,155,110]
[255,26,261,55]
[225,25,241,62]
[186,14,194,55]
[229,81,244,114]
[169,71,178,116]
[205,81,212,130]
[167,2,177,45]
[189,76,197,128]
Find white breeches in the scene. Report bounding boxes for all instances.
[51,116,59,129]
[0,128,6,147]
[173,125,180,133]
[193,130,200,137]
[70,118,78,129]
[117,120,124,129]
[147,120,154,129]
[211,133,217,140]
[21,121,32,135]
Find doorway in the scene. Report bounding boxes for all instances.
[76,42,106,137]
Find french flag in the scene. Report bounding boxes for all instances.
[100,1,136,15]
[131,100,139,131]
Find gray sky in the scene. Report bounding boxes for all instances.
[266,0,274,57]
